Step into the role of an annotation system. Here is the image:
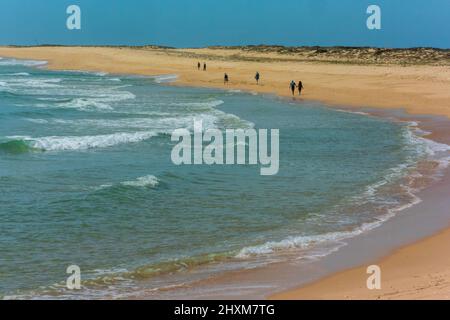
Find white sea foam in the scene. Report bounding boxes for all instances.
[40,87,134,99]
[58,69,108,77]
[59,98,114,111]
[121,175,159,188]
[335,109,371,116]
[0,72,30,76]
[214,110,255,129]
[152,74,178,83]
[0,58,47,67]
[24,118,49,124]
[9,131,157,151]
[236,228,363,259]
[422,140,450,170]
[172,100,224,109]
[33,89,136,111]
[32,113,219,132]
[404,121,450,155]
[0,78,62,89]
[236,199,418,260]
[405,122,450,170]
[37,97,72,102]
[354,128,420,201]
[94,175,159,190]
[422,137,450,155]
[0,76,135,110]
[27,107,253,132]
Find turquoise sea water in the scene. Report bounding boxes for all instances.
[0,58,447,299]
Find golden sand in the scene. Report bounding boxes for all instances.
[271,227,450,300]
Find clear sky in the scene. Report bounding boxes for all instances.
[1,0,449,48]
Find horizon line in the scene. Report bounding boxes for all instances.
[1,44,449,51]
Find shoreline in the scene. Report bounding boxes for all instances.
[270,171,450,300]
[1,46,450,299]
[1,46,450,118]
[126,108,450,300]
[269,108,450,300]
[271,227,450,300]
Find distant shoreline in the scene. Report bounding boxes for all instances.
[3,43,450,49]
[1,44,449,66]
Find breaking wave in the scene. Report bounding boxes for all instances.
[151,74,178,83]
[6,131,157,152]
[0,58,47,67]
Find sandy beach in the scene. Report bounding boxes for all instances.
[272,226,450,300]
[0,46,449,118]
[1,45,450,300]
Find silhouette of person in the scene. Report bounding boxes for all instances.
[224,73,229,84]
[197,62,201,70]
[290,80,297,96]
[298,81,304,95]
[203,63,207,71]
[255,72,260,84]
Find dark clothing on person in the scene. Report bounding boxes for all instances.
[197,62,201,70]
[224,73,229,84]
[255,72,260,84]
[203,63,207,71]
[298,81,304,95]
[290,81,297,96]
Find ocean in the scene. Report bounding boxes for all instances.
[0,57,449,299]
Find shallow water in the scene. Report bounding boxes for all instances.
[0,58,448,299]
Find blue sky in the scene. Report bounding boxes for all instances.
[1,0,449,48]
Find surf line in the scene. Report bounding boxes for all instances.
[171,119,279,176]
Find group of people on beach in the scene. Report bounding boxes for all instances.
[290,80,304,96]
[223,71,260,86]
[197,62,304,96]
[197,62,207,71]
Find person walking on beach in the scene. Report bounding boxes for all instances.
[197,62,201,70]
[298,80,304,96]
[290,80,297,96]
[224,73,229,85]
[255,72,260,84]
[203,63,207,71]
